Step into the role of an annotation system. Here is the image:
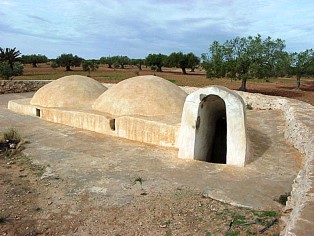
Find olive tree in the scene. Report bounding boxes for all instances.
[290,49,314,90]
[167,52,199,74]
[202,34,287,91]
[131,58,144,70]
[99,56,114,68]
[82,60,99,76]
[111,56,130,69]
[145,53,168,72]
[21,54,48,67]
[53,54,83,71]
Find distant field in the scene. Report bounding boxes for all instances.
[15,63,314,105]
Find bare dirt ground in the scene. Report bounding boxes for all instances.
[0,157,283,236]
[0,147,283,236]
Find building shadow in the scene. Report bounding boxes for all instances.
[246,126,272,164]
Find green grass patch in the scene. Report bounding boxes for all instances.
[251,210,278,218]
[167,79,176,84]
[232,214,246,225]
[226,230,240,236]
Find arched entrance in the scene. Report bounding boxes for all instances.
[194,95,227,163]
[177,86,247,167]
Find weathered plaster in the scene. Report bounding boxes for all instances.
[178,86,247,166]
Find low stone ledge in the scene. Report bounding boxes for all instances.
[237,91,314,236]
[0,80,51,94]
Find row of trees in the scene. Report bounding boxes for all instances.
[99,53,200,74]
[145,52,200,74]
[44,53,200,74]
[201,34,314,90]
[1,35,314,90]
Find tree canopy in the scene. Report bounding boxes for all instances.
[131,58,145,70]
[145,53,168,72]
[53,54,83,71]
[112,56,130,69]
[202,34,288,91]
[290,49,314,89]
[167,52,199,74]
[0,47,23,80]
[82,60,99,76]
[0,61,24,80]
[99,56,114,68]
[21,54,48,67]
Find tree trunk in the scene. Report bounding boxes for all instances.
[65,65,72,71]
[137,64,142,70]
[108,63,112,68]
[181,67,187,74]
[157,66,162,72]
[190,67,195,72]
[9,63,14,71]
[32,62,37,68]
[295,74,301,90]
[239,78,247,91]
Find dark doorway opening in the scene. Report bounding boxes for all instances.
[207,116,227,163]
[194,95,227,164]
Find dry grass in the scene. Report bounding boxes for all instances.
[0,128,26,158]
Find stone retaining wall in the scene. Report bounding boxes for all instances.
[237,91,314,236]
[0,80,51,94]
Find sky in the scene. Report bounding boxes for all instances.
[1,0,313,59]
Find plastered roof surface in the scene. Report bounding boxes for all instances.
[30,75,107,109]
[92,75,188,117]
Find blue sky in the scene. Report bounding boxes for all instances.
[1,0,313,59]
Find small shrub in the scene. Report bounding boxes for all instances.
[246,103,253,110]
[50,61,59,69]
[0,215,9,224]
[0,61,24,80]
[274,192,290,205]
[0,128,26,158]
[3,127,22,141]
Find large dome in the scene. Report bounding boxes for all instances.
[31,75,107,109]
[92,75,187,117]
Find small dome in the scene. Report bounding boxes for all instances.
[92,75,187,117]
[31,75,107,109]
